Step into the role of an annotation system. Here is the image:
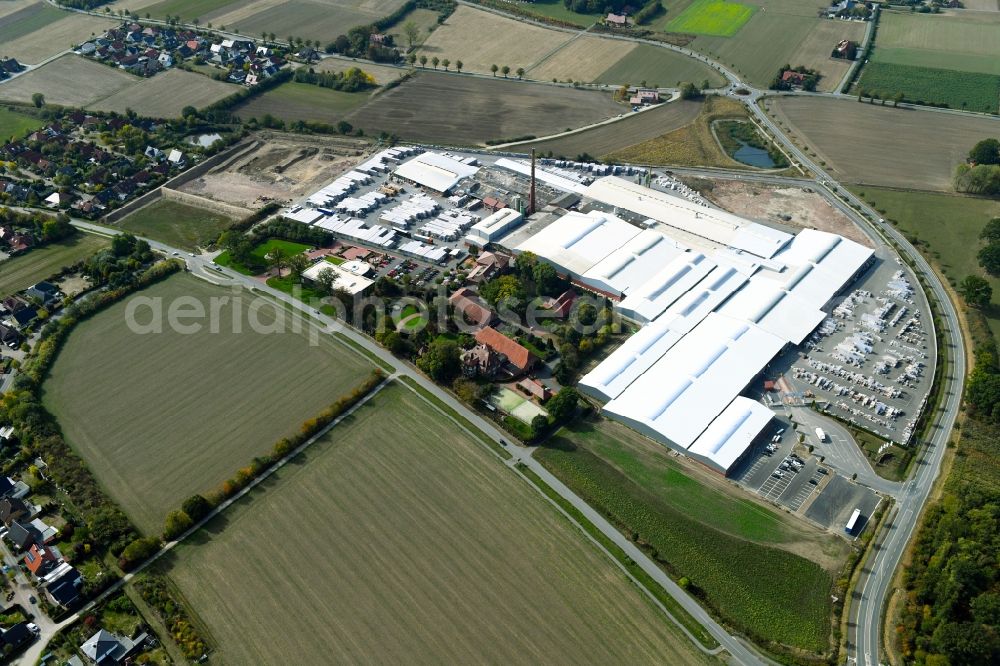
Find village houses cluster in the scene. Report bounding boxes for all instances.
[79,23,286,86]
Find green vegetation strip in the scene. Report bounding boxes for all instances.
[856,61,1000,113]
[399,376,511,460]
[664,0,755,37]
[516,463,719,649]
[536,436,833,652]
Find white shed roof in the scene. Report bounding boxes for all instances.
[687,397,773,473]
[302,260,374,295]
[515,210,640,282]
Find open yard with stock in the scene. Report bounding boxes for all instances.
[233,82,371,126]
[0,233,108,298]
[854,187,1000,339]
[163,384,713,664]
[537,417,848,653]
[768,96,1000,191]
[116,199,235,251]
[43,273,375,534]
[343,71,622,145]
[520,98,703,158]
[0,55,138,108]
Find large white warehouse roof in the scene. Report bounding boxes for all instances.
[393,151,479,193]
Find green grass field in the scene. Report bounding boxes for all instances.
[665,0,755,36]
[595,44,726,87]
[515,0,593,26]
[234,82,370,126]
[117,199,235,251]
[854,187,1000,340]
[874,12,1000,75]
[0,107,43,141]
[216,239,312,275]
[43,273,374,535]
[163,384,716,664]
[537,418,847,652]
[0,3,65,44]
[856,62,1000,113]
[0,234,108,299]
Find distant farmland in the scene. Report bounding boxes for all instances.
[233,82,371,126]
[665,0,756,37]
[345,72,622,145]
[0,234,108,299]
[769,96,1000,191]
[0,8,116,64]
[44,274,374,534]
[856,62,1000,114]
[0,55,137,108]
[166,384,717,665]
[87,69,238,118]
[518,99,703,159]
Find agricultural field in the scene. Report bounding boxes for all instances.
[604,95,752,168]
[226,0,406,43]
[0,234,108,299]
[768,96,1000,191]
[165,384,716,665]
[527,36,636,83]
[520,98,703,158]
[854,12,1000,112]
[594,43,726,88]
[537,417,848,653]
[0,106,43,141]
[344,71,622,145]
[0,1,64,45]
[0,11,117,65]
[513,0,593,26]
[43,273,375,534]
[669,0,862,90]
[0,55,136,108]
[385,7,440,47]
[853,187,1000,340]
[116,199,235,251]
[141,0,238,19]
[233,82,371,126]
[87,68,238,118]
[856,63,1000,114]
[418,5,572,76]
[665,0,756,37]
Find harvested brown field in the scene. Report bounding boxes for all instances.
[178,134,370,208]
[312,58,408,85]
[0,54,136,107]
[768,96,1000,190]
[87,69,237,118]
[696,178,873,246]
[2,12,117,64]
[0,0,36,20]
[418,5,572,75]
[528,36,635,82]
[165,383,717,665]
[518,99,703,158]
[346,71,622,145]
[605,95,752,167]
[228,0,406,44]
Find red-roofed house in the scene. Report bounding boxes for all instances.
[449,288,495,329]
[475,326,536,375]
[781,70,806,86]
[23,543,60,577]
[606,13,628,26]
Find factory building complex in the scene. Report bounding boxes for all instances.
[506,176,874,475]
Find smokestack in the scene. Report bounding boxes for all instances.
[529,148,537,215]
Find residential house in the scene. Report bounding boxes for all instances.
[0,498,33,527]
[24,543,61,577]
[460,344,503,379]
[167,149,185,167]
[449,288,495,329]
[517,377,551,401]
[781,70,806,87]
[7,233,32,254]
[43,566,82,609]
[467,251,510,283]
[0,323,21,349]
[0,623,34,655]
[44,191,73,208]
[0,476,29,500]
[629,88,659,105]
[0,58,23,75]
[543,289,576,318]
[81,628,149,665]
[6,304,38,330]
[25,281,60,306]
[30,517,59,544]
[474,327,536,375]
[5,520,41,552]
[157,51,173,68]
[605,13,629,27]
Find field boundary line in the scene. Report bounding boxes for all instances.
[524,24,592,76]
[60,375,394,625]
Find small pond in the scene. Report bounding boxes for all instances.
[731,139,778,168]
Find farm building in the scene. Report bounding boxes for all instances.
[393,151,480,195]
[503,176,873,475]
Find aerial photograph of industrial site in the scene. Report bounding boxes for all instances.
[0,0,995,664]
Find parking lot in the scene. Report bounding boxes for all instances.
[785,254,933,446]
[734,415,826,512]
[805,475,881,537]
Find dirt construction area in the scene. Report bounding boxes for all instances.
[177,134,371,209]
[696,179,874,247]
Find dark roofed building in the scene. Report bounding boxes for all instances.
[0,497,31,526]
[45,567,82,609]
[5,520,40,551]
